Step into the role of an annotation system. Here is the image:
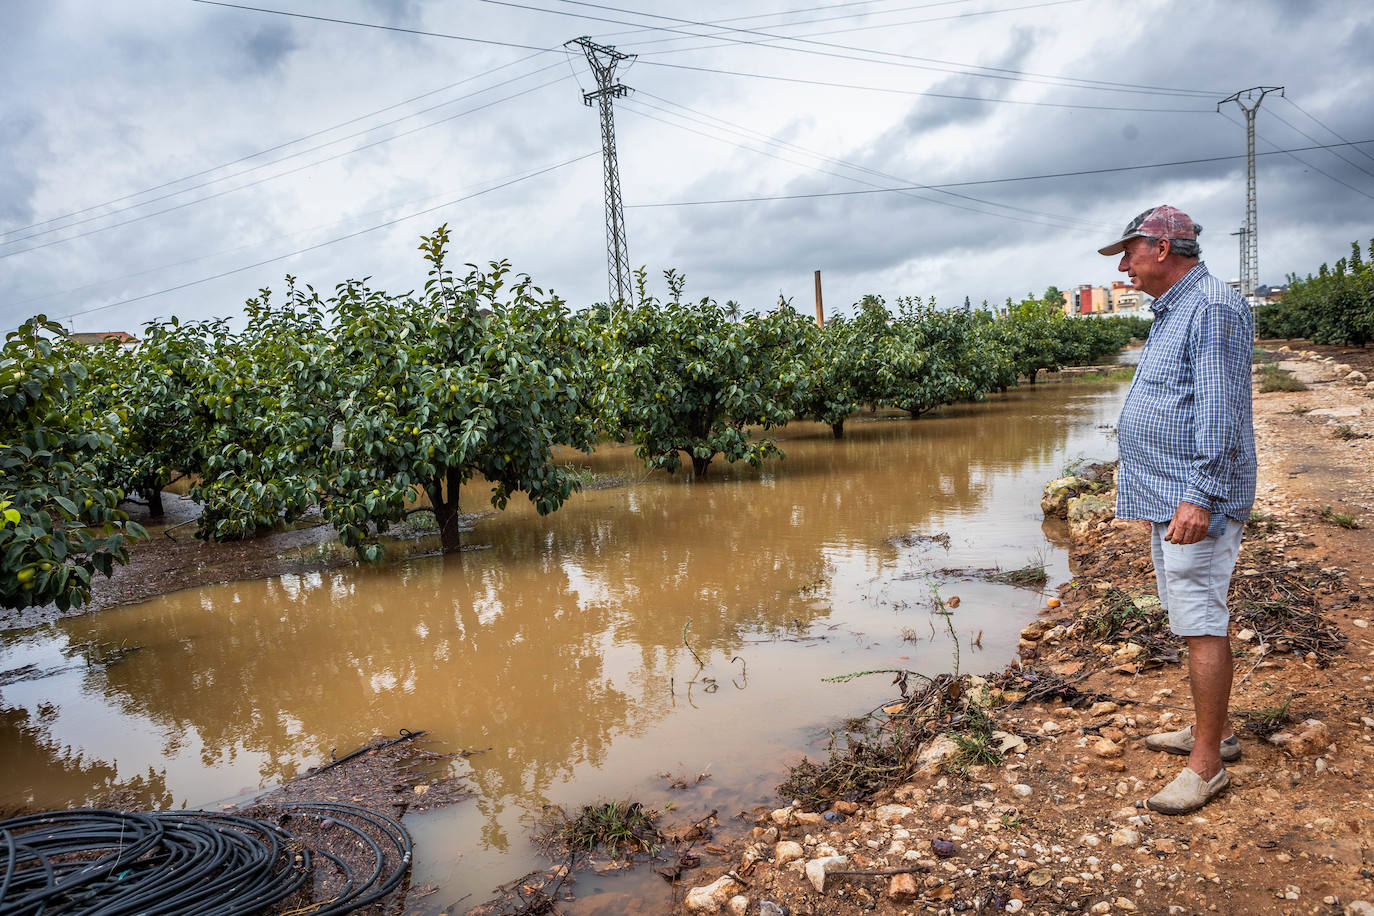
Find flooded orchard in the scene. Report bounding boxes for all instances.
[0,379,1127,912]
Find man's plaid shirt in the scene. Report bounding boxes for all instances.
[1116,262,1256,538]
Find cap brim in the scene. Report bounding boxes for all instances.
[1097,232,1143,256]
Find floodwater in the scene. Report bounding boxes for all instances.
[0,379,1128,912]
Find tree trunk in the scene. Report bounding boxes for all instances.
[1026,369,1038,385]
[831,420,845,439]
[427,469,464,553]
[691,454,711,480]
[144,478,165,519]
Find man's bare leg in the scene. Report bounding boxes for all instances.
[1185,635,1234,780]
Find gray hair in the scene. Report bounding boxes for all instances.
[1144,224,1202,259]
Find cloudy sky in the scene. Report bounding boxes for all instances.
[3,0,1372,333]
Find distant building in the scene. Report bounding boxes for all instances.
[1256,284,1287,304]
[1108,281,1151,315]
[1061,285,1111,316]
[69,331,139,349]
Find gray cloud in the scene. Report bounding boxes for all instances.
[2,0,1372,331]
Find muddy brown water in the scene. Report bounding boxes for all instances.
[0,380,1128,913]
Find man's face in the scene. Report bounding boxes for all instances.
[1117,237,1169,297]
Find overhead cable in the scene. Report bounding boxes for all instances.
[631,60,1213,113]
[1283,97,1374,166]
[555,0,1221,98]
[625,138,1374,208]
[190,0,553,51]
[2,75,573,260]
[50,151,598,322]
[1,51,554,240]
[1216,112,1374,203]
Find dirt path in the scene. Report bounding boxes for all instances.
[667,343,1374,916]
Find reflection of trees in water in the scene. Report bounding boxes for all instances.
[38,385,1106,834]
[0,705,172,811]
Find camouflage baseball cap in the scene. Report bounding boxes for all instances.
[1097,205,1199,256]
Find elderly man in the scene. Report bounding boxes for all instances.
[1099,205,1256,815]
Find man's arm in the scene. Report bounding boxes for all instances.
[1174,300,1246,543]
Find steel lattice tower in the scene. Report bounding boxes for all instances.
[568,37,634,307]
[1218,86,1283,305]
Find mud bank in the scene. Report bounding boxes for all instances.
[664,343,1374,916]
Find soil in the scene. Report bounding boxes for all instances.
[662,341,1374,916]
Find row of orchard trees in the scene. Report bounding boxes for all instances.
[1255,240,1374,348]
[1,229,1144,611]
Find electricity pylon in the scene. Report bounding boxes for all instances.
[567,36,635,307]
[1218,86,1283,305]
[1230,227,1248,293]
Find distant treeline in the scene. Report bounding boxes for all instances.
[1256,240,1374,347]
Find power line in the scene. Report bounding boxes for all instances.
[621,92,1111,232]
[625,137,1374,208]
[1217,111,1374,203]
[560,0,1221,99]
[632,59,1213,113]
[2,61,570,248]
[1,51,554,240]
[620,100,1091,233]
[1268,110,1374,182]
[12,158,596,312]
[1,75,573,260]
[50,152,598,322]
[189,0,552,52]
[1283,97,1374,166]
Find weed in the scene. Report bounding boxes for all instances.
[950,704,999,776]
[1082,590,1165,641]
[1246,510,1276,533]
[899,627,921,644]
[1333,424,1371,441]
[1256,364,1308,392]
[1284,404,1313,415]
[1319,505,1362,529]
[989,560,1049,588]
[1061,455,1087,478]
[1252,347,1281,364]
[1240,695,1295,738]
[538,800,662,857]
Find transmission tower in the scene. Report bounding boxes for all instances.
[1218,86,1283,305]
[567,36,635,307]
[1229,227,1248,293]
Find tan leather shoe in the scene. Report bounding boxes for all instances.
[1146,765,1230,815]
[1143,725,1241,761]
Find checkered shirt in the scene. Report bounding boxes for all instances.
[1116,262,1256,537]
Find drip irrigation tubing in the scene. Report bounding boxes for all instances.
[310,728,426,777]
[0,803,411,916]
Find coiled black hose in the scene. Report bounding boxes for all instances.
[0,803,411,916]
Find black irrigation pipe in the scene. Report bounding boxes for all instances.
[0,803,411,916]
[309,727,426,777]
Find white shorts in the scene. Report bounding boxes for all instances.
[1150,518,1244,638]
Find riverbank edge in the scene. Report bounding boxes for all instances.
[664,344,1374,916]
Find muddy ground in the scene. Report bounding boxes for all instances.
[657,342,1374,916]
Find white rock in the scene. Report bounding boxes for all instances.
[873,804,914,824]
[1090,902,1112,915]
[1080,834,1102,848]
[1005,899,1024,913]
[805,855,849,893]
[915,735,962,774]
[774,841,805,866]
[684,875,745,913]
[727,895,749,916]
[1110,828,1140,848]
[1345,902,1374,916]
[1012,783,1033,798]
[1237,628,1256,642]
[1355,619,1370,629]
[769,807,795,826]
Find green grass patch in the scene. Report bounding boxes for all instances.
[988,562,1049,588]
[1333,424,1371,441]
[1319,505,1362,529]
[1256,364,1308,392]
[539,800,663,857]
[1240,695,1295,738]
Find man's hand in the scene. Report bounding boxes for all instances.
[1165,501,1211,545]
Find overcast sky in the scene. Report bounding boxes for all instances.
[3,0,1372,333]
